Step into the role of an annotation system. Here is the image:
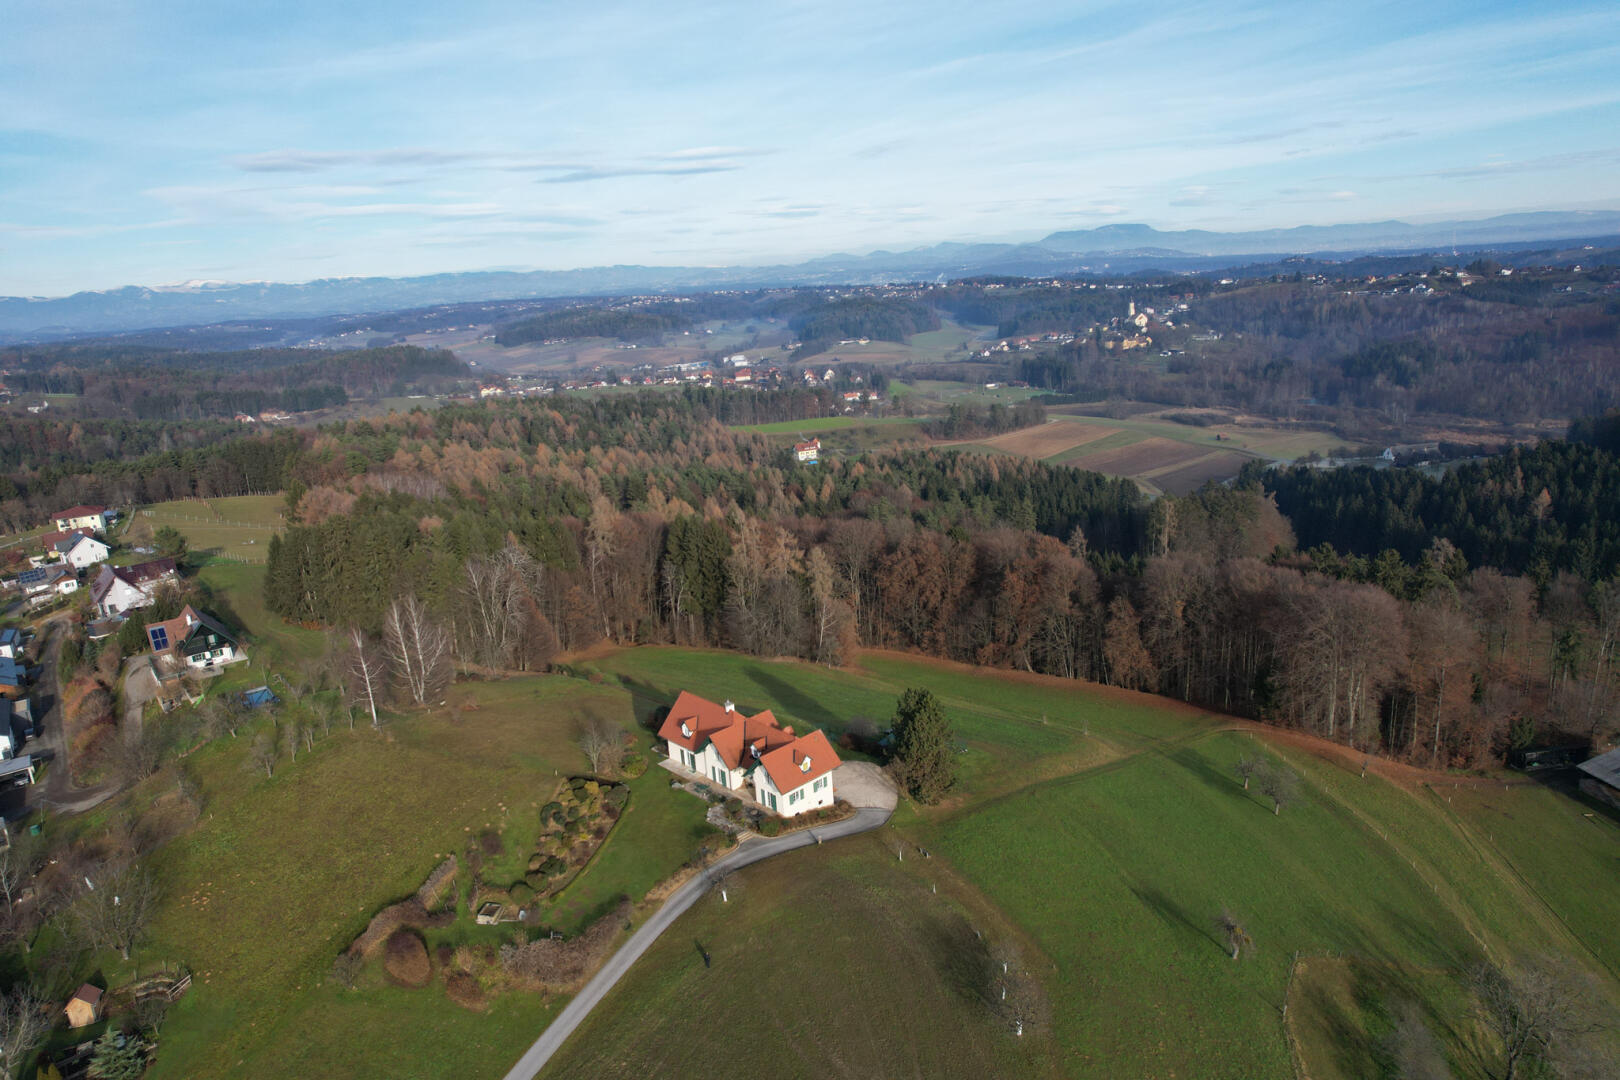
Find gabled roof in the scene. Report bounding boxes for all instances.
[52,505,106,520]
[758,728,840,794]
[91,557,177,605]
[69,983,101,1006]
[55,532,105,555]
[658,690,742,753]
[41,527,95,551]
[147,605,237,655]
[1577,747,1620,789]
[18,565,71,587]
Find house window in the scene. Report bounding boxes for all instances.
[767,792,777,810]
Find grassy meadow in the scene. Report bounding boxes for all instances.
[30,513,1620,1080]
[569,647,1620,1079]
[129,495,287,563]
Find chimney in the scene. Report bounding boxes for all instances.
[723,700,735,713]
[782,725,793,736]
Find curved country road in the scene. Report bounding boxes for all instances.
[500,804,893,1080]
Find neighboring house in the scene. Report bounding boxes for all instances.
[0,627,19,660]
[794,438,821,463]
[0,657,26,698]
[51,505,109,533]
[64,984,102,1028]
[17,564,77,599]
[90,557,178,617]
[657,690,841,817]
[146,605,244,675]
[0,699,21,757]
[1576,747,1620,810]
[55,532,111,570]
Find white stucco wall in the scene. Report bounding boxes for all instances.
[753,769,835,817]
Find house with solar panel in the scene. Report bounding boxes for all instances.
[145,605,244,679]
[657,690,840,817]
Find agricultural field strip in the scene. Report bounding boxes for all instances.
[1432,793,1620,984]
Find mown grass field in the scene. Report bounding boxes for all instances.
[540,835,1055,1080]
[130,495,287,563]
[133,672,711,1080]
[569,647,1620,1078]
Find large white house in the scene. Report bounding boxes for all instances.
[55,533,110,570]
[89,557,178,617]
[658,690,840,817]
[51,505,109,533]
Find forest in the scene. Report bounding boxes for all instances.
[1,344,469,421]
[997,270,1620,426]
[240,391,1620,771]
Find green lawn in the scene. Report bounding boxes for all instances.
[134,495,287,563]
[587,647,1214,801]
[36,625,1618,1079]
[924,733,1517,1078]
[194,562,325,666]
[540,836,1054,1080]
[566,648,1620,1077]
[132,672,710,1079]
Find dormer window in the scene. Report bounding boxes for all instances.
[679,720,691,738]
[799,755,812,773]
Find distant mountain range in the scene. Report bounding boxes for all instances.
[5,210,1619,341]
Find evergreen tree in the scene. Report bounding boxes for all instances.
[87,1030,146,1080]
[888,688,957,804]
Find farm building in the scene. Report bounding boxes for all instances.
[1576,747,1620,810]
[657,690,840,817]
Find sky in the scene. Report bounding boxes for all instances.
[4,0,1619,295]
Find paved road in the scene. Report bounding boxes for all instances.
[500,804,893,1080]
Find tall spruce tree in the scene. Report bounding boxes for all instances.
[889,687,956,804]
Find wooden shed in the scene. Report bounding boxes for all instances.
[64,983,102,1028]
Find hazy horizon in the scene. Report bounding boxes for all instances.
[6,0,1620,294]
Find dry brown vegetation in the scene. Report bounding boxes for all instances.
[497,898,631,992]
[383,929,431,988]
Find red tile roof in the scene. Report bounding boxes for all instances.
[52,505,106,519]
[758,728,840,795]
[659,692,793,764]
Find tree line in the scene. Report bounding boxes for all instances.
[252,391,1619,768]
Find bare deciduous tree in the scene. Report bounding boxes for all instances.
[249,729,278,778]
[577,716,624,777]
[343,626,385,728]
[1233,754,1262,790]
[74,864,159,961]
[381,594,453,707]
[1257,762,1300,815]
[0,982,49,1078]
[462,544,534,668]
[0,827,40,912]
[1471,959,1605,1080]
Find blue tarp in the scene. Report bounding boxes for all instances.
[241,686,279,709]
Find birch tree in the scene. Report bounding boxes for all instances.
[381,594,452,706]
[344,626,385,728]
